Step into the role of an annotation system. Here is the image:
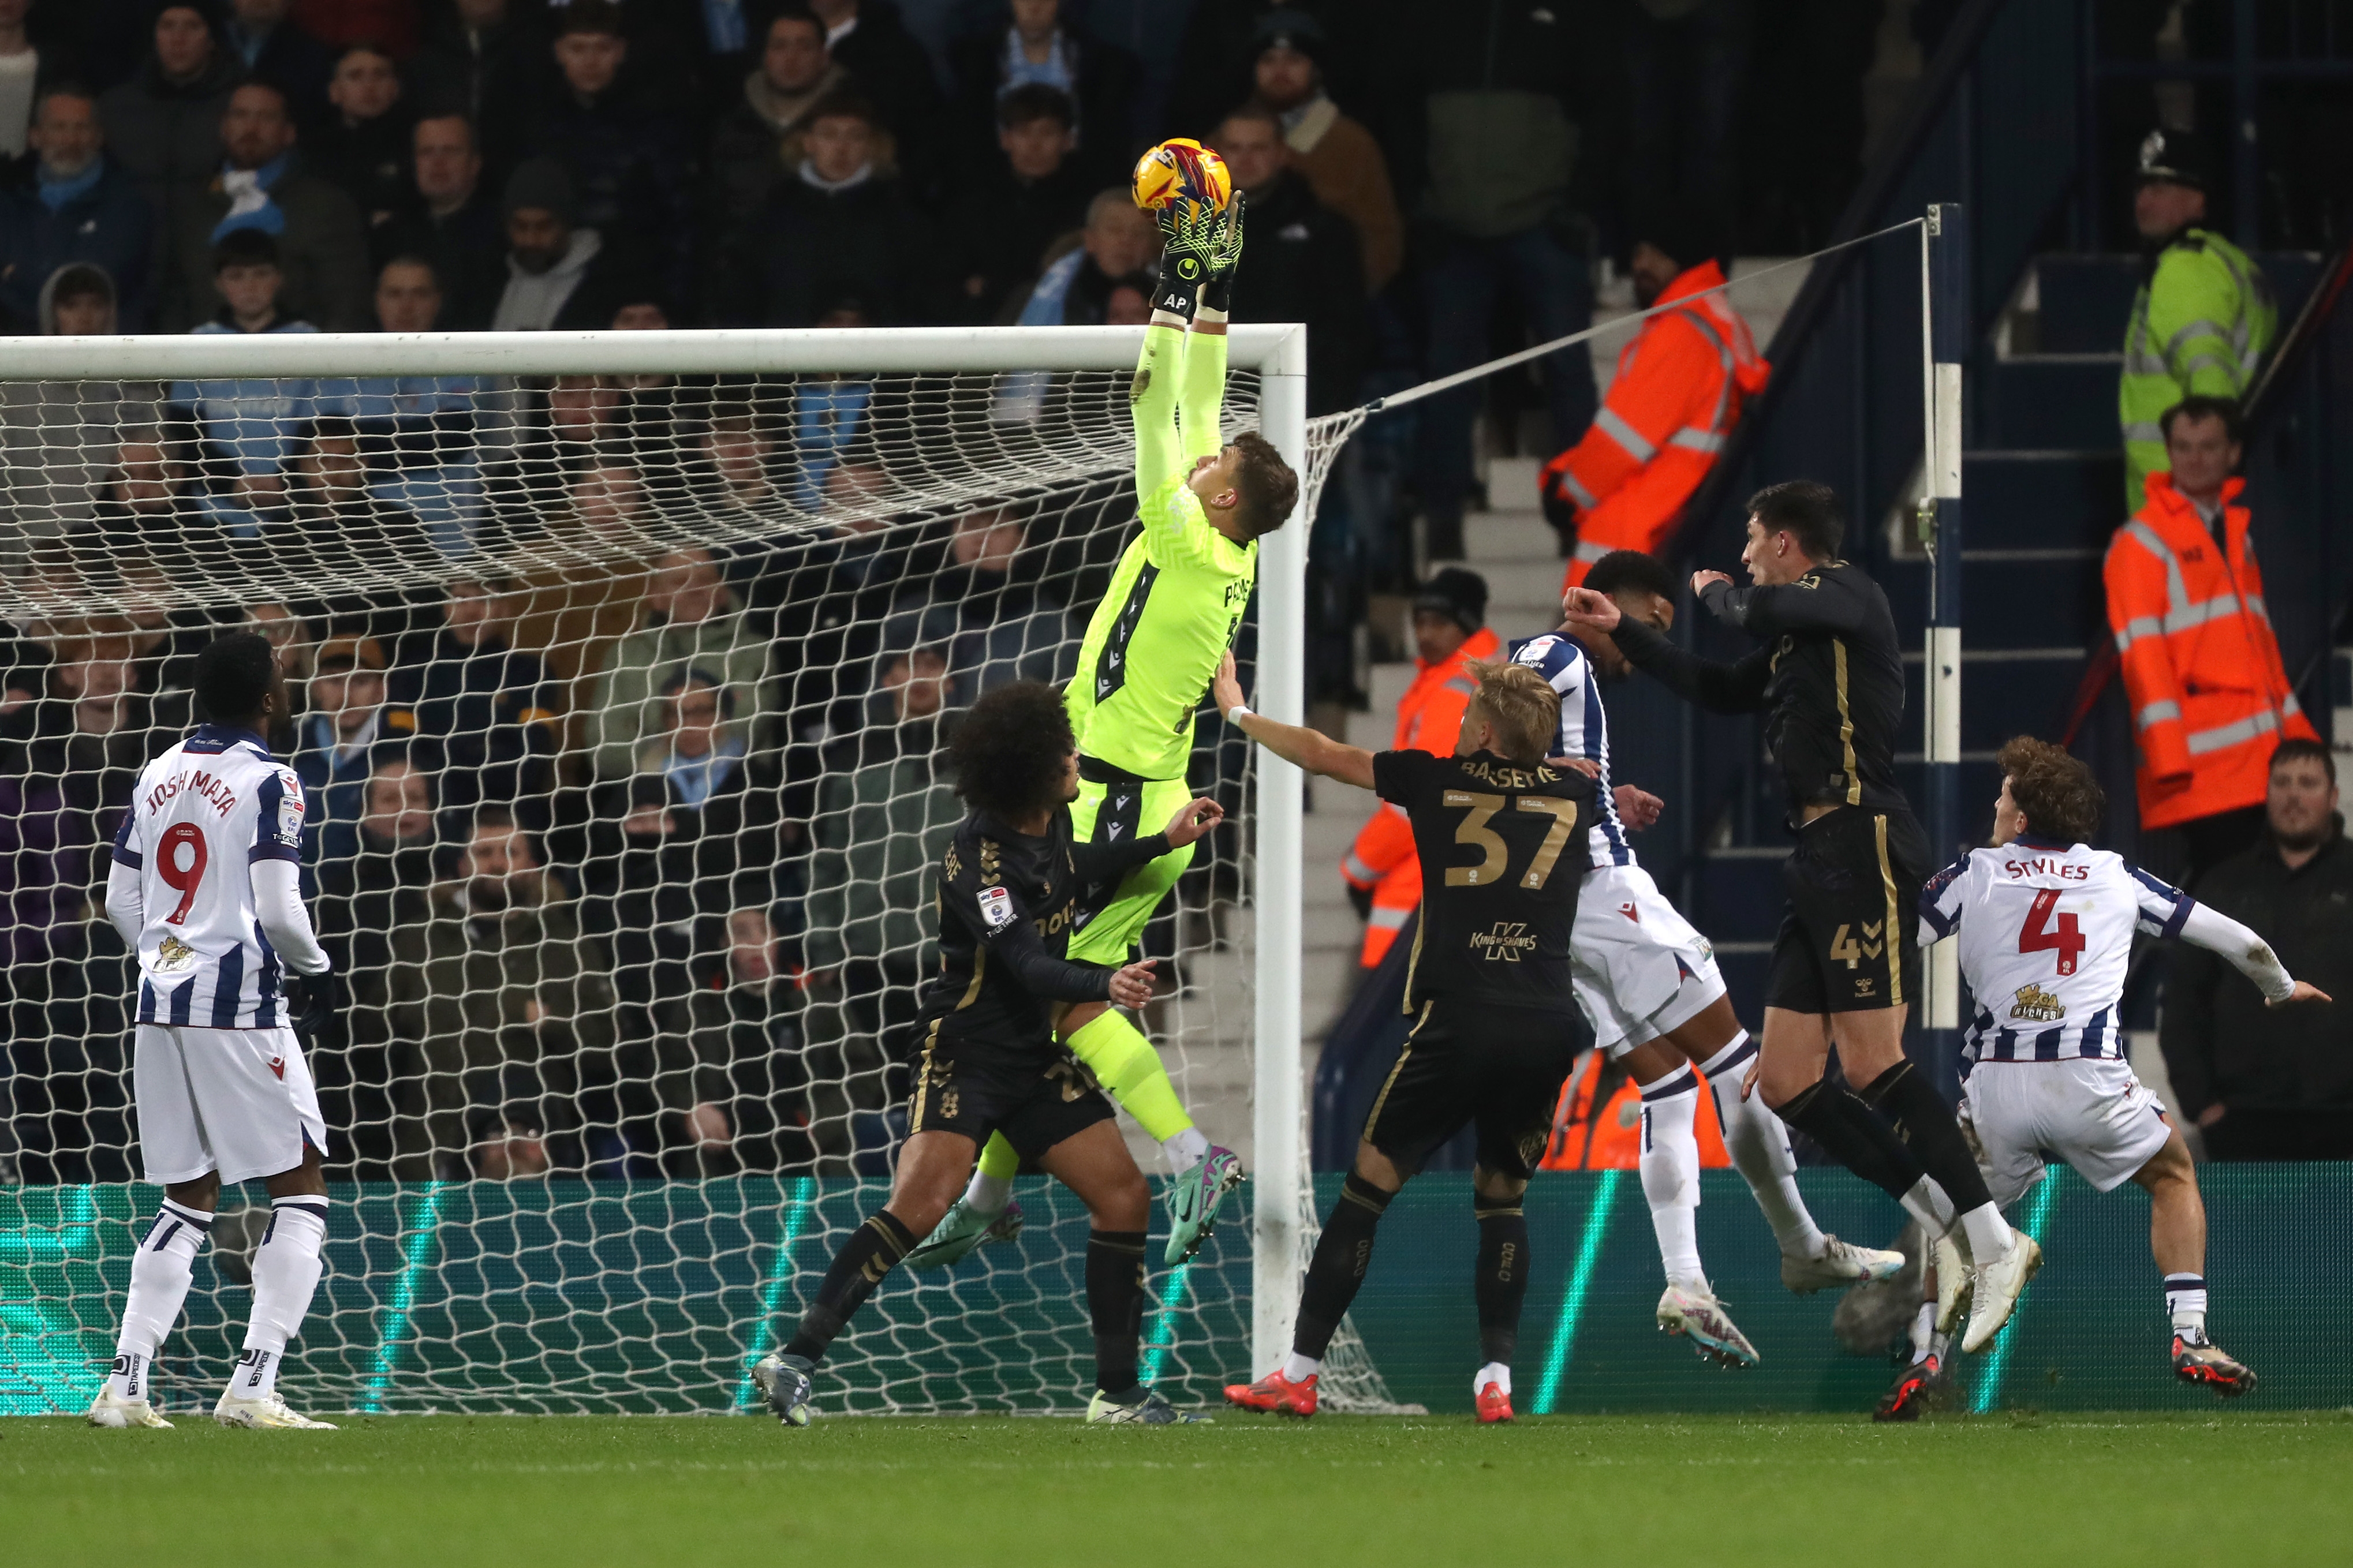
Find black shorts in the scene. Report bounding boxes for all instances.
[1766,804,1927,1015]
[1362,999,1578,1180]
[906,1021,1115,1159]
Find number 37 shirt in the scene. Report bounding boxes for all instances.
[1375,749,1595,1014]
[109,723,330,1028]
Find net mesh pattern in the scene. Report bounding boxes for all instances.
[0,351,1392,1415]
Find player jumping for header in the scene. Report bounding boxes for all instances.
[1880,736,2326,1419]
[88,633,341,1431]
[913,194,1299,1273]
[1517,549,1903,1370]
[1564,481,2041,1353]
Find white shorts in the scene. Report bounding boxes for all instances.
[135,1023,328,1185]
[1959,1056,2172,1206]
[1571,863,1727,1058]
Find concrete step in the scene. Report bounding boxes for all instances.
[1485,455,1543,512]
[1466,510,1558,562]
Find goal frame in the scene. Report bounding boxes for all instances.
[0,323,1310,1383]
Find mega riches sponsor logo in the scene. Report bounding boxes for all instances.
[1471,922,1540,962]
[2009,983,2066,1023]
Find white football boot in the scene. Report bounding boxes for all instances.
[1960,1228,2044,1353]
[1656,1284,1760,1368]
[88,1387,173,1428]
[1932,1234,1971,1333]
[1779,1234,1907,1294]
[214,1389,338,1429]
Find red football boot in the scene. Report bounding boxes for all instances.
[1476,1380,1515,1424]
[1223,1368,1318,1417]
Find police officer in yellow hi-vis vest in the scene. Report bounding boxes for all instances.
[2120,128,2276,514]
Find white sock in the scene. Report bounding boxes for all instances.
[110,1200,211,1401]
[1473,1360,1511,1395]
[1162,1126,1209,1177]
[2165,1273,2208,1341]
[1908,1300,1936,1361]
[962,1169,1013,1217]
[1281,1350,1321,1383]
[1958,1201,2014,1267]
[1700,1032,1827,1259]
[236,1197,327,1398]
[1638,1068,1708,1293]
[1900,1176,1960,1253]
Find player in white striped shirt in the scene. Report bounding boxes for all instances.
[1514,550,1902,1372]
[88,633,341,1432]
[1880,736,2328,1419]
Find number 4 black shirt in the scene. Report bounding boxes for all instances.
[1373,749,1594,1014]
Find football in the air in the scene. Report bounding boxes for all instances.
[1131,137,1233,222]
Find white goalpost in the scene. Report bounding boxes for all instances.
[0,323,1343,1415]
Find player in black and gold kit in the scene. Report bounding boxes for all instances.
[751,682,1226,1428]
[1209,653,1596,1423]
[1563,480,2041,1349]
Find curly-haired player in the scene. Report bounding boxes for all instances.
[1880,735,2328,1419]
[752,682,1226,1426]
[914,196,1299,1274]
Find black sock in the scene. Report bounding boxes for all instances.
[1473,1196,1530,1368]
[1086,1229,1148,1395]
[1294,1173,1394,1360]
[1776,1080,1925,1202]
[1861,1061,1995,1215]
[782,1211,916,1364]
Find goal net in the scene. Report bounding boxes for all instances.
[0,325,1415,1417]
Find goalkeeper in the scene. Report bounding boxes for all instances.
[912,193,1300,1270]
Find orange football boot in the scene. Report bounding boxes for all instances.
[1476,1380,1514,1423]
[1223,1368,1318,1417]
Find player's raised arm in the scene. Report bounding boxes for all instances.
[1562,585,1772,714]
[1213,651,1377,789]
[1177,194,1244,462]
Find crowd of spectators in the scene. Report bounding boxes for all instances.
[0,1,1923,1182]
[0,0,1906,688]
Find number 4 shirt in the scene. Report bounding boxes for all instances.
[109,723,331,1029]
[1920,833,2294,1065]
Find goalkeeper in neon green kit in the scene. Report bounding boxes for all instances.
[909,193,1299,1270]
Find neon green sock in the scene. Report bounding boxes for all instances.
[976,1132,1021,1182]
[1067,1009,1193,1143]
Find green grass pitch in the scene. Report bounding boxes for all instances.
[7,1410,2348,1566]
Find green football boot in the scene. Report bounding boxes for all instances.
[1163,1146,1243,1266]
[905,1198,1026,1271]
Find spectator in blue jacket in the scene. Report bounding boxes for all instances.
[0,85,155,332]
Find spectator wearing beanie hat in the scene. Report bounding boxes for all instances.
[490,156,649,331]
[1340,567,1500,967]
[1247,9,1400,294]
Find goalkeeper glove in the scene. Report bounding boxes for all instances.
[1200,191,1246,315]
[286,972,338,1046]
[1153,203,1217,319]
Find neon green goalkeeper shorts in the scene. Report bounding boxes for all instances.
[1066,771,1198,967]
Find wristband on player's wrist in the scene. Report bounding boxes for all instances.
[1225,703,1252,726]
[1155,254,1206,318]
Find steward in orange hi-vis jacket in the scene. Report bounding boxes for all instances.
[1541,222,1768,591]
[1342,568,1496,966]
[2104,399,2316,860]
